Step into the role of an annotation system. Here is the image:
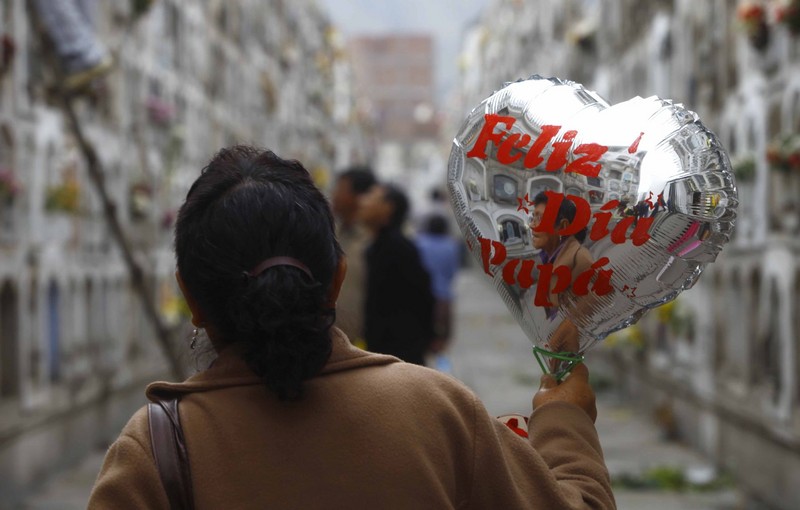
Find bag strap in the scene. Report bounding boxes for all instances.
[147,397,195,510]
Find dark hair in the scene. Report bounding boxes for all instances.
[175,145,343,400]
[382,184,409,230]
[338,166,376,195]
[424,213,449,235]
[532,191,587,244]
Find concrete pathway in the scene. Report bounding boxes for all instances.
[444,268,746,510]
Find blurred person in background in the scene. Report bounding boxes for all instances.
[330,166,376,349]
[415,212,461,370]
[358,183,435,365]
[414,187,458,237]
[87,146,615,509]
[32,0,113,91]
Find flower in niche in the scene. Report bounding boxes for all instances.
[129,181,153,220]
[604,324,645,350]
[45,178,80,214]
[145,96,176,126]
[737,1,770,50]
[0,167,20,201]
[766,133,800,174]
[738,2,766,27]
[656,299,694,339]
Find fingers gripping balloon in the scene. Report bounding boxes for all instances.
[448,76,737,380]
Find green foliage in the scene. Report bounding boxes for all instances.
[45,179,80,214]
[613,466,734,492]
[732,155,756,182]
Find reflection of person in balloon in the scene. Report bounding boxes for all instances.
[529,192,594,319]
[528,192,595,368]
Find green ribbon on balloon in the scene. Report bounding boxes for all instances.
[532,346,585,382]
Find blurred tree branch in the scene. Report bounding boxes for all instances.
[60,98,185,381]
[29,2,186,381]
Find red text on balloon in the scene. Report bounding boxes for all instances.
[532,191,654,246]
[478,237,614,307]
[465,114,609,177]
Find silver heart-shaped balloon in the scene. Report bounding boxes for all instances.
[448,76,737,374]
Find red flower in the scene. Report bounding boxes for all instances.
[766,146,782,164]
[738,3,765,22]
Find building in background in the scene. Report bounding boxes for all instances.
[347,34,443,214]
[457,0,800,508]
[0,0,363,503]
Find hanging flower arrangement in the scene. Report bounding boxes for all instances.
[0,167,20,202]
[766,133,800,174]
[737,2,770,50]
[775,0,800,34]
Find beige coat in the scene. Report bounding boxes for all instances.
[547,235,594,309]
[88,329,615,509]
[334,222,371,344]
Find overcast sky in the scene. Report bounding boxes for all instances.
[316,0,488,102]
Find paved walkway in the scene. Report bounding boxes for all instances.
[18,268,747,509]
[445,268,745,510]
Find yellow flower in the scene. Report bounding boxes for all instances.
[656,300,675,324]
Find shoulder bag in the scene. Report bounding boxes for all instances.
[147,397,195,510]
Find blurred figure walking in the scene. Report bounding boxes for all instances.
[415,213,461,360]
[359,183,435,365]
[331,167,376,348]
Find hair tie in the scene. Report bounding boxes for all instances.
[244,256,314,280]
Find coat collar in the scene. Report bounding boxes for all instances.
[146,328,399,399]
[550,236,582,267]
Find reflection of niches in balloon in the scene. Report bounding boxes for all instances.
[478,237,613,307]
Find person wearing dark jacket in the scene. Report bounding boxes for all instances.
[358,183,435,365]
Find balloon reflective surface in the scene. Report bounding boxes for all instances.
[448,76,737,374]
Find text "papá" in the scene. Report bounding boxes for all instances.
[478,237,613,307]
[466,114,609,177]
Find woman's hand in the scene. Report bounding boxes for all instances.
[532,362,597,422]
